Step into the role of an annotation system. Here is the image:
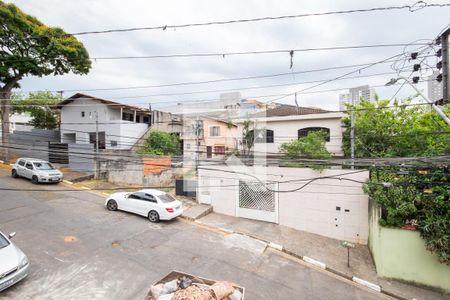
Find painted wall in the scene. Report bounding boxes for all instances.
[369,200,450,292]
[60,99,149,150]
[198,165,369,244]
[235,112,344,157]
[182,117,238,160]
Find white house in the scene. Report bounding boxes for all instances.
[235,104,344,157]
[58,93,151,150]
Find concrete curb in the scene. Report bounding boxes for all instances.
[353,276,381,292]
[187,218,408,300]
[303,256,326,269]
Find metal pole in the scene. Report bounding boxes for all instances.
[398,76,450,126]
[350,94,355,169]
[95,110,99,179]
[347,247,350,268]
[95,111,99,153]
[195,116,199,174]
[442,33,449,103]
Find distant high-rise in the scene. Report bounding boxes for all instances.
[427,70,443,103]
[339,85,376,111]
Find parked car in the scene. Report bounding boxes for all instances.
[11,158,63,184]
[0,231,29,292]
[105,189,183,223]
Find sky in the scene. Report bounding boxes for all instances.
[6,0,450,111]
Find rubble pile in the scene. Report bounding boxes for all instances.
[148,275,243,300]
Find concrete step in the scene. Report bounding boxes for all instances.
[181,204,213,221]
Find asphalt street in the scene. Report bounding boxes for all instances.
[0,170,390,300]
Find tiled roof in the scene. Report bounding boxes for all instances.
[57,93,151,113]
[255,104,329,117]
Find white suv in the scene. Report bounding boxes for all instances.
[11,158,63,184]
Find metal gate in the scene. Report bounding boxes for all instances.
[237,180,278,223]
[48,142,69,164]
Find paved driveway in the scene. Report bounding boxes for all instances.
[0,171,388,300]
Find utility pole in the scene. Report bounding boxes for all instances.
[441,29,449,104]
[0,95,10,163]
[195,115,200,174]
[95,110,99,154]
[350,93,356,169]
[93,110,99,179]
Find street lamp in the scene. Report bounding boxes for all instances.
[385,77,450,126]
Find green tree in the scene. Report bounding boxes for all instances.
[0,1,91,159]
[280,130,331,159]
[365,168,450,265]
[138,129,180,156]
[348,97,450,264]
[342,98,450,158]
[11,91,62,129]
[242,119,254,155]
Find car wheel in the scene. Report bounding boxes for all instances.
[11,169,18,178]
[148,210,160,223]
[31,176,39,184]
[106,199,118,211]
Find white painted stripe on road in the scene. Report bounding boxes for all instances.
[102,192,110,196]
[81,186,91,190]
[63,180,74,185]
[268,242,283,251]
[303,256,326,269]
[352,277,381,292]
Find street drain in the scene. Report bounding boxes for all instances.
[64,236,78,243]
[111,241,121,247]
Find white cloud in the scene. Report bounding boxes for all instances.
[6,0,449,109]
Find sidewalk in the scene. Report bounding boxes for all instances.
[198,212,450,300]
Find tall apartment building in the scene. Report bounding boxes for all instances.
[339,85,376,111]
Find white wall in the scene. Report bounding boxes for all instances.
[236,113,344,157]
[198,165,369,244]
[60,99,149,149]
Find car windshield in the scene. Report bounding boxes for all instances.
[33,162,55,170]
[158,193,176,203]
[0,234,10,249]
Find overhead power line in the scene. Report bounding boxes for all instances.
[18,54,433,94]
[67,2,449,36]
[0,43,431,64]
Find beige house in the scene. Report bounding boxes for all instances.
[182,116,237,159]
[235,104,344,157]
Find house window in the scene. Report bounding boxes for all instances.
[143,116,150,124]
[210,126,220,137]
[185,143,191,150]
[122,112,133,121]
[214,145,225,154]
[136,115,141,123]
[110,141,118,147]
[81,111,85,117]
[252,129,274,143]
[298,127,330,142]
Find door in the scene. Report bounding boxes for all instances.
[237,180,278,223]
[125,192,144,214]
[126,192,157,216]
[48,142,69,164]
[16,159,26,176]
[206,146,212,158]
[24,162,34,179]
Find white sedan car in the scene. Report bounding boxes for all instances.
[0,232,29,292]
[105,189,183,223]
